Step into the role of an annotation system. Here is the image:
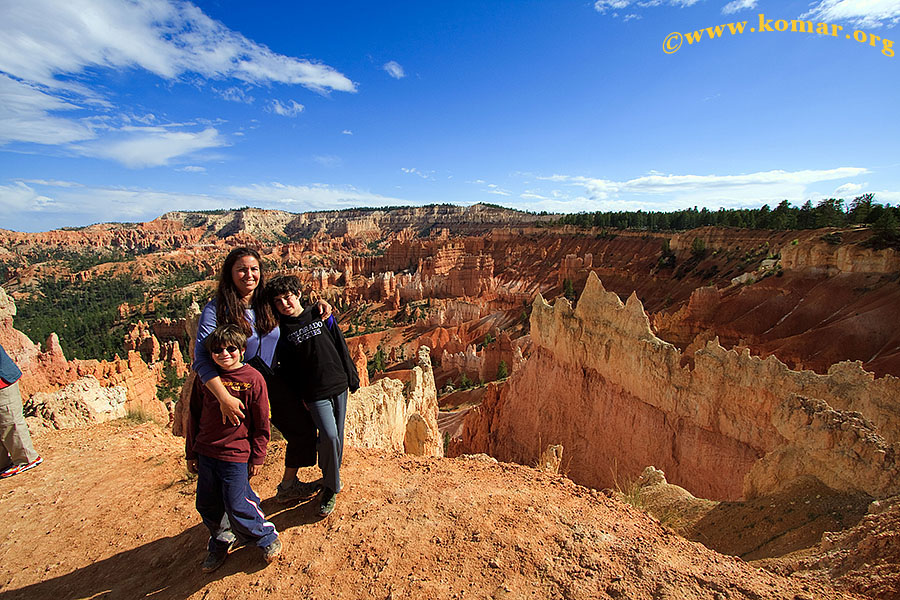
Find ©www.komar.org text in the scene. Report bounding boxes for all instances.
[663,13,894,57]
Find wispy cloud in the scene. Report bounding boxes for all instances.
[268,99,304,117]
[0,75,96,145]
[593,0,700,17]
[468,179,512,196]
[802,0,900,28]
[722,0,757,15]
[0,0,356,167]
[485,183,512,196]
[834,182,864,196]
[383,61,406,79]
[401,167,435,180]
[0,181,61,214]
[0,179,232,231]
[518,167,871,213]
[226,182,412,211]
[0,0,357,94]
[1,178,417,231]
[217,86,255,104]
[178,165,207,173]
[75,126,228,168]
[341,130,353,135]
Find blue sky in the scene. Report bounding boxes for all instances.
[1,0,898,232]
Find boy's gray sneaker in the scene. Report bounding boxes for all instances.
[201,550,228,573]
[262,538,282,564]
[275,478,322,503]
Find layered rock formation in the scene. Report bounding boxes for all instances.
[652,265,900,377]
[346,346,442,457]
[780,235,900,274]
[452,272,900,501]
[158,204,556,242]
[0,287,171,426]
[25,376,127,433]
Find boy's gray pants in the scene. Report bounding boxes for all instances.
[0,382,39,469]
[306,390,348,494]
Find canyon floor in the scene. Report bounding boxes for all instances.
[0,420,865,600]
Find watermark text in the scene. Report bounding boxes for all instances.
[663,13,894,57]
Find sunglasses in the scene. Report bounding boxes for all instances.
[211,346,240,355]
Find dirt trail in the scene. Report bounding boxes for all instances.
[0,421,857,600]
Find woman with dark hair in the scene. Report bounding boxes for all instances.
[193,246,326,499]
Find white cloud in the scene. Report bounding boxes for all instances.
[226,182,412,211]
[217,86,255,104]
[2,177,420,231]
[525,167,870,213]
[0,181,60,213]
[178,165,207,173]
[0,0,356,166]
[871,190,900,204]
[0,0,357,94]
[803,0,900,28]
[401,167,435,180]
[593,0,632,11]
[383,61,406,79]
[342,129,353,135]
[484,183,512,196]
[0,75,96,145]
[0,179,236,231]
[722,0,757,15]
[593,0,700,15]
[834,182,864,196]
[268,99,304,117]
[76,126,227,168]
[20,179,85,188]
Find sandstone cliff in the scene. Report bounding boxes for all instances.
[452,272,900,502]
[346,346,442,457]
[25,376,127,433]
[0,287,172,427]
[158,204,555,241]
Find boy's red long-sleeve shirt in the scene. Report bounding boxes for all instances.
[185,364,271,465]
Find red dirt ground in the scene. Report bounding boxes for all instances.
[0,421,861,600]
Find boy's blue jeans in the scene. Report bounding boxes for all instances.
[196,454,278,553]
[306,390,348,494]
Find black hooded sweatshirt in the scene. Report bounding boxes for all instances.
[274,306,360,402]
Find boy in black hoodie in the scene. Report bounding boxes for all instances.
[267,275,360,516]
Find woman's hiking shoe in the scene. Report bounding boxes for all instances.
[275,478,321,503]
[317,488,337,517]
[262,538,282,564]
[0,456,43,479]
[201,550,228,573]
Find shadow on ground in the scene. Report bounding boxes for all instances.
[0,496,324,600]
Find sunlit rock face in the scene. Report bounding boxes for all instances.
[346,346,442,457]
[0,286,174,426]
[453,272,900,502]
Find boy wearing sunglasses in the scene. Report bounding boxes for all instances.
[185,324,281,573]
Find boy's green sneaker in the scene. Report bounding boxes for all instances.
[317,488,337,517]
[201,550,228,573]
[275,478,322,503]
